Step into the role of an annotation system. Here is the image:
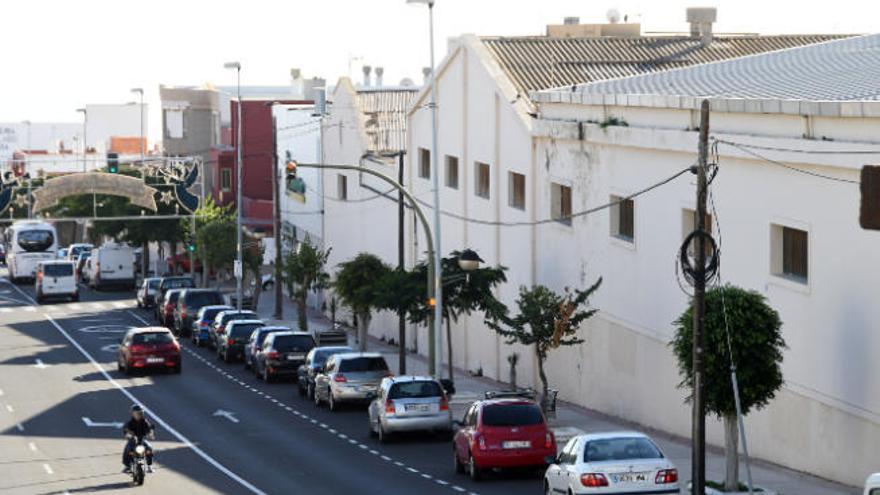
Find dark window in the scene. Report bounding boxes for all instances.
[162,278,195,291]
[418,148,431,179]
[230,324,262,338]
[132,332,174,345]
[611,196,635,242]
[338,174,348,200]
[313,348,351,366]
[185,291,224,307]
[166,292,181,304]
[43,263,74,277]
[583,437,663,463]
[17,230,54,252]
[272,335,315,353]
[481,404,544,426]
[388,381,443,399]
[222,312,257,325]
[220,169,232,192]
[551,183,572,225]
[475,162,490,199]
[509,172,526,210]
[256,329,287,346]
[147,279,160,289]
[782,227,808,280]
[445,155,459,189]
[339,357,389,372]
[69,245,91,258]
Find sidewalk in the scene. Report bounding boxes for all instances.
[255,292,858,495]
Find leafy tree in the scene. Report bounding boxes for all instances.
[282,236,331,332]
[671,285,785,492]
[195,215,235,282]
[408,251,508,380]
[334,253,391,351]
[488,280,602,404]
[243,239,264,311]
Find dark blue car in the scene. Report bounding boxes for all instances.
[191,305,233,347]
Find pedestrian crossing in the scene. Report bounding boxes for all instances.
[0,300,135,314]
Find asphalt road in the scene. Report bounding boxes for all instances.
[0,270,543,495]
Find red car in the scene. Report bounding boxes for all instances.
[117,327,181,374]
[157,289,184,328]
[453,397,556,481]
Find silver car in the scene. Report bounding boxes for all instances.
[368,376,452,443]
[313,353,390,412]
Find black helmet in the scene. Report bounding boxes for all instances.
[131,405,143,414]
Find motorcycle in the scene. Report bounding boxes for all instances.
[126,434,151,486]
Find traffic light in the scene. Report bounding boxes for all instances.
[107,152,119,173]
[185,234,196,253]
[285,159,297,179]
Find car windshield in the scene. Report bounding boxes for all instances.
[584,437,663,462]
[339,357,388,373]
[201,307,227,321]
[481,404,544,427]
[272,335,314,353]
[186,291,224,307]
[147,279,160,289]
[230,324,262,338]
[70,245,91,257]
[167,292,181,303]
[18,230,54,252]
[256,329,286,345]
[313,348,351,366]
[43,263,74,277]
[164,278,194,290]
[388,381,443,399]
[132,332,174,345]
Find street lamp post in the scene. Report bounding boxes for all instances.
[131,88,147,278]
[407,0,444,379]
[76,108,87,172]
[22,120,32,218]
[224,61,244,310]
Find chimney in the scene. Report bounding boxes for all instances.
[290,68,304,99]
[375,67,384,87]
[686,7,717,44]
[563,16,580,25]
[362,65,372,87]
[422,67,432,84]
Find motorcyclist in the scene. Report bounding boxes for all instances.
[122,404,155,474]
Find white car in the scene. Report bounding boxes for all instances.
[544,432,679,495]
[35,260,79,303]
[866,473,880,495]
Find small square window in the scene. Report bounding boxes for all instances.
[418,148,431,179]
[610,195,634,242]
[551,183,572,225]
[475,162,490,199]
[445,155,459,189]
[337,174,348,201]
[681,208,712,257]
[220,169,232,192]
[508,172,526,210]
[771,224,808,283]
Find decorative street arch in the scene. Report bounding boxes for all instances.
[32,173,159,212]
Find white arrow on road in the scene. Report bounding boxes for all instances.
[82,417,123,428]
[213,410,239,424]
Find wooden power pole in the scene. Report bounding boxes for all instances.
[692,99,710,494]
[271,112,284,319]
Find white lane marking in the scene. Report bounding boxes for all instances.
[44,314,267,495]
[127,310,150,326]
[380,455,392,461]
[28,442,37,452]
[15,423,24,432]
[113,302,128,309]
[5,404,13,412]
[24,306,36,312]
[421,473,432,479]
[69,303,82,310]
[358,444,368,450]
[348,439,357,445]
[82,417,123,428]
[435,479,449,486]
[369,449,379,455]
[42,463,53,475]
[452,486,466,492]
[90,303,104,310]
[328,428,337,434]
[1,308,11,313]
[213,409,240,424]
[406,467,418,473]
[34,359,48,369]
[395,461,405,467]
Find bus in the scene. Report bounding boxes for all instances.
[4,220,58,283]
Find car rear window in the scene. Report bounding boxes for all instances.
[223,312,257,324]
[163,278,195,290]
[18,230,54,252]
[132,332,174,344]
[388,381,443,399]
[43,263,74,277]
[481,404,544,427]
[256,329,287,346]
[272,335,315,352]
[147,279,160,289]
[313,348,352,366]
[339,357,388,373]
[230,323,262,338]
[584,437,663,462]
[201,307,227,321]
[186,291,224,307]
[167,292,181,303]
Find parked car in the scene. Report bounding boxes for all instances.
[89,243,136,290]
[544,432,678,494]
[211,309,259,349]
[35,260,79,303]
[75,252,91,282]
[254,331,316,383]
[173,289,225,337]
[216,320,264,363]
[297,346,354,398]
[866,473,880,495]
[136,277,161,308]
[157,289,184,328]
[244,326,292,371]
[225,292,255,310]
[117,326,181,375]
[453,397,556,481]
[155,276,195,312]
[191,305,233,347]
[313,353,390,411]
[306,323,349,346]
[67,243,93,261]
[368,376,452,443]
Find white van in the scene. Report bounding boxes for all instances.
[89,244,136,290]
[866,473,880,495]
[35,260,79,303]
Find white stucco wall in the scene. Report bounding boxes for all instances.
[275,105,323,246]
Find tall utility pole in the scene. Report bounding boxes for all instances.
[397,151,407,375]
[269,104,283,319]
[692,98,710,495]
[225,61,243,310]
[131,88,147,278]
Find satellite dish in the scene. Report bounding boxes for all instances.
[606,8,621,23]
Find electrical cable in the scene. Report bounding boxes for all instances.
[716,140,860,185]
[713,138,880,155]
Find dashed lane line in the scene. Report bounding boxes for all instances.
[42,463,54,475]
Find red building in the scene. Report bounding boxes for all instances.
[213,99,310,233]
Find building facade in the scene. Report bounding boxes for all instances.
[159,85,221,197]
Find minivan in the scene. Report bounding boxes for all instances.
[35,260,79,303]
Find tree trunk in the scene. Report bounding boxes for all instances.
[170,240,178,275]
[445,317,453,381]
[251,270,261,312]
[536,347,548,399]
[142,242,150,279]
[724,412,740,492]
[296,294,308,332]
[357,313,371,352]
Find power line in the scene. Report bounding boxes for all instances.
[718,140,860,185]
[714,138,880,155]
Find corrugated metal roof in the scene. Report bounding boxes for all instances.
[481,34,854,95]
[565,34,880,101]
[356,88,418,153]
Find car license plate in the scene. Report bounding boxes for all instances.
[613,473,649,483]
[502,441,531,449]
[286,355,301,361]
[406,404,430,412]
[146,357,164,364]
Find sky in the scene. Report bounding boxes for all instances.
[1,0,876,142]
